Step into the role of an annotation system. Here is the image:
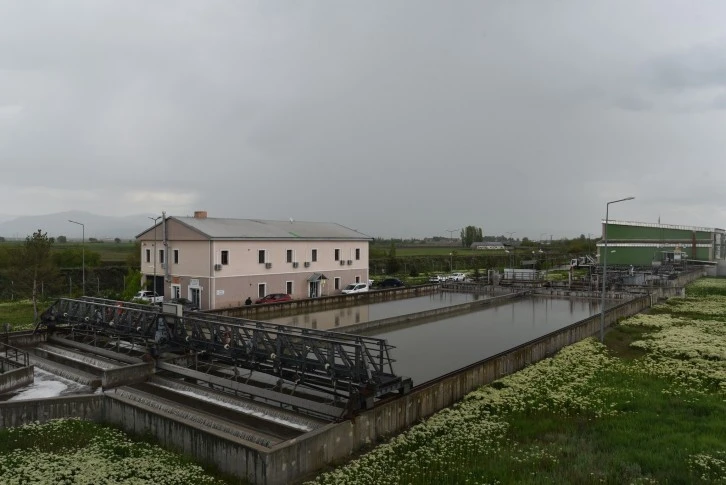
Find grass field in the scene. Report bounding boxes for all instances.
[307,277,726,484]
[0,420,245,484]
[60,241,137,263]
[0,240,136,264]
[0,300,37,330]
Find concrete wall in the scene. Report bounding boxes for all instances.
[7,331,46,348]
[0,394,104,428]
[0,365,34,394]
[209,284,440,319]
[101,392,268,483]
[263,295,651,484]
[441,284,515,296]
[101,362,154,389]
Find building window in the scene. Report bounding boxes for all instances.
[258,283,266,298]
[334,248,340,261]
[258,249,266,264]
[145,249,151,263]
[286,281,293,295]
[334,277,340,290]
[311,249,318,262]
[355,248,361,260]
[173,249,179,264]
[221,250,229,265]
[159,249,165,264]
[355,276,360,283]
[286,249,293,263]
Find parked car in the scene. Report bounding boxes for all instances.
[255,293,293,305]
[133,290,163,304]
[428,275,447,283]
[448,273,467,282]
[342,283,369,294]
[377,278,405,288]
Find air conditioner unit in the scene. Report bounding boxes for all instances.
[265,262,272,269]
[347,260,353,265]
[292,262,299,268]
[339,260,345,266]
[214,263,222,271]
[304,262,310,268]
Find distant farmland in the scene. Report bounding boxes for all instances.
[0,240,136,264]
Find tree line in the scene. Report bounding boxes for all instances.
[0,230,142,319]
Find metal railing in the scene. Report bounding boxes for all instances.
[0,342,30,371]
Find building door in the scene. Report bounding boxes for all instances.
[154,275,165,297]
[189,287,201,309]
[309,281,318,298]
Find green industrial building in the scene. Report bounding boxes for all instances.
[597,220,726,266]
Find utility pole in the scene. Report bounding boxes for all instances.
[68,220,85,295]
[149,216,162,296]
[600,197,635,342]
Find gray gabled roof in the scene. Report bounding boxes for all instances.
[173,217,372,241]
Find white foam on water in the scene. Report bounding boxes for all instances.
[7,368,90,401]
[8,379,67,401]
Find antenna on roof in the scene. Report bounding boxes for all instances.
[289,217,294,223]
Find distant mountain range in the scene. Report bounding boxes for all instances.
[0,211,154,240]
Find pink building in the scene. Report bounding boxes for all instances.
[137,211,371,310]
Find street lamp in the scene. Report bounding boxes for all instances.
[449,252,453,272]
[600,196,635,342]
[68,220,85,295]
[505,249,513,269]
[149,216,162,297]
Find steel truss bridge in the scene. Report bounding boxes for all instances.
[35,297,412,417]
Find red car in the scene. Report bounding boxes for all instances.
[254,293,293,305]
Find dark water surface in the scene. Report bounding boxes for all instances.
[373,297,604,386]
[266,292,481,330]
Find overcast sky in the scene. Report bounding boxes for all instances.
[2,1,726,239]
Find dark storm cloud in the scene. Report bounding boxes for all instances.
[2,0,726,238]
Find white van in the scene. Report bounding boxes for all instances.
[341,283,369,294]
[134,290,163,304]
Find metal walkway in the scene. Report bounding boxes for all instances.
[35,297,412,417]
